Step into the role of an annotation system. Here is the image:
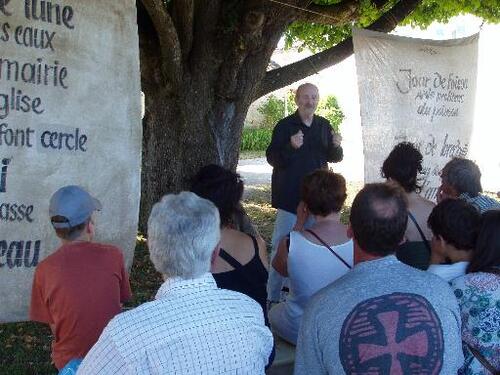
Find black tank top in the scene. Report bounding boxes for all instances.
[397,212,431,270]
[213,234,268,320]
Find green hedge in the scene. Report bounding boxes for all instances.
[241,127,273,151]
[257,94,296,129]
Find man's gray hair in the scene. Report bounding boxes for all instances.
[147,192,221,279]
[441,157,482,197]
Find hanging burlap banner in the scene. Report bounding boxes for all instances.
[353,28,478,200]
[0,1,142,322]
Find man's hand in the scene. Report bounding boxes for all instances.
[290,130,304,149]
[331,131,342,147]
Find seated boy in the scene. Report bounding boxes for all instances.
[30,185,132,371]
[427,198,481,282]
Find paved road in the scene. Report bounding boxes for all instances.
[237,157,364,187]
[237,158,272,186]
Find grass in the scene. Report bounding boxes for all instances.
[0,322,53,374]
[240,127,273,153]
[242,185,275,243]
[126,237,163,307]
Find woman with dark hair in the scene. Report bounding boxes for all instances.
[190,164,269,317]
[382,142,435,269]
[451,211,500,375]
[269,170,353,345]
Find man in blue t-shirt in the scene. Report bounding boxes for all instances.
[295,183,463,375]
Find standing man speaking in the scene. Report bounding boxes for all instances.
[266,83,343,303]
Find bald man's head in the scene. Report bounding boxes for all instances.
[295,83,319,118]
[350,183,408,257]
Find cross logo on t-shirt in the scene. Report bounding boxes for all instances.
[339,292,444,374]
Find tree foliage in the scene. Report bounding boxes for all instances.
[285,0,396,52]
[285,0,500,52]
[406,0,500,27]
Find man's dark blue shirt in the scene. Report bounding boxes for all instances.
[266,111,343,214]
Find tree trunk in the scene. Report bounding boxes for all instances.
[139,90,244,228]
[137,1,290,230]
[139,87,258,231]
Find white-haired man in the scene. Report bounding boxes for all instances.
[78,192,273,374]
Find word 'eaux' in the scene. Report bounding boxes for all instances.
[0,240,40,268]
[0,87,44,120]
[396,69,468,95]
[1,22,55,51]
[1,0,74,30]
[0,123,88,152]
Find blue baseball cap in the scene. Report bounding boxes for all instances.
[49,185,102,228]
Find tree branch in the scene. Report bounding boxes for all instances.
[141,0,182,88]
[372,0,393,9]
[190,0,222,73]
[216,9,267,99]
[299,0,359,26]
[257,0,422,99]
[171,0,194,62]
